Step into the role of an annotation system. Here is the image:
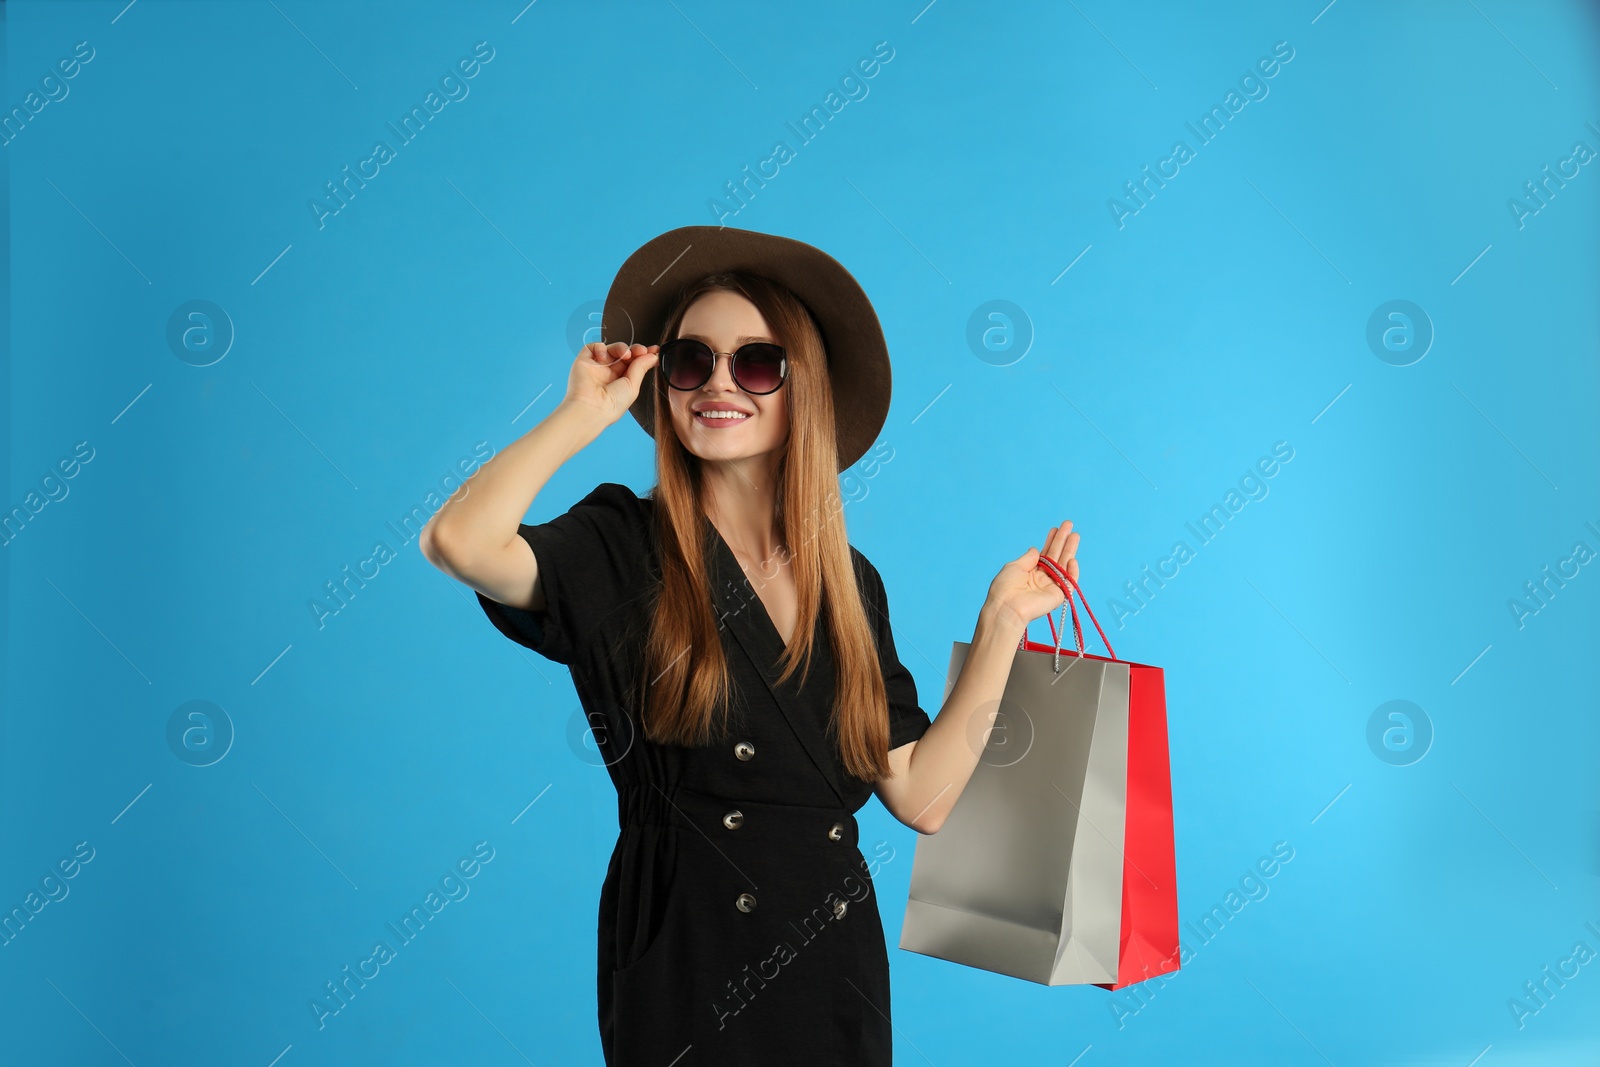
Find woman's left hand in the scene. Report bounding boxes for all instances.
[985,520,1080,630]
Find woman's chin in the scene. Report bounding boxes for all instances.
[686,440,781,465]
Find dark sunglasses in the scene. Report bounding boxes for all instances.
[657,338,788,395]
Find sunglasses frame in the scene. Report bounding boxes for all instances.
[657,338,789,396]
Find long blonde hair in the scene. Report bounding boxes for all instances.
[637,271,893,783]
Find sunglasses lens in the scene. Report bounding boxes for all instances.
[659,339,788,394]
[662,339,713,389]
[733,344,786,394]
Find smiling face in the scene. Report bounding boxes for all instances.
[665,289,791,468]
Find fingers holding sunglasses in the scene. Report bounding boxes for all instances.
[602,343,658,384]
[567,343,656,416]
[620,345,659,389]
[585,341,657,367]
[616,342,657,369]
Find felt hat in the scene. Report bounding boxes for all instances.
[601,225,891,473]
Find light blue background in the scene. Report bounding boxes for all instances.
[4,0,1598,1064]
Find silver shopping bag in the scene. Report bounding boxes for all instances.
[900,558,1177,988]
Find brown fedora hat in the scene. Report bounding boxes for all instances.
[601,225,891,473]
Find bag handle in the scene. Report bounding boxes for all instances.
[1018,555,1117,667]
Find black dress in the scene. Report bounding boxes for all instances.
[474,481,933,1066]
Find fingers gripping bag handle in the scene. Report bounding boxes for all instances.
[1018,555,1117,672]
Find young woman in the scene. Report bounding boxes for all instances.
[420,226,1080,1065]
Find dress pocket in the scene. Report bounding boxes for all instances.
[612,830,681,976]
[613,882,682,980]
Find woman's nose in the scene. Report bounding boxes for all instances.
[706,351,740,391]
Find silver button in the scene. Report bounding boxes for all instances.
[734,740,755,761]
[722,810,744,830]
[736,893,757,913]
[833,898,848,919]
[827,821,846,842]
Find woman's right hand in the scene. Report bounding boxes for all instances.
[564,341,660,425]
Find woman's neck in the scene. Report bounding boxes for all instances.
[701,462,784,565]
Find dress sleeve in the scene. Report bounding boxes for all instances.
[855,550,934,751]
[474,482,651,666]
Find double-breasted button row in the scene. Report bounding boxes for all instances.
[719,811,848,843]
[831,821,850,918]
[730,894,844,918]
[722,816,852,915]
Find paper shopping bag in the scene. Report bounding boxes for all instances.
[899,557,1178,989]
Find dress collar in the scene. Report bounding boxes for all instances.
[702,517,850,804]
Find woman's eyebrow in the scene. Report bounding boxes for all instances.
[678,333,774,344]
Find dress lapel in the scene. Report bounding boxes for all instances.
[703,520,849,805]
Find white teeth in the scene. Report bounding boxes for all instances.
[697,410,748,419]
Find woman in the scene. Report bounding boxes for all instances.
[420,226,1080,1065]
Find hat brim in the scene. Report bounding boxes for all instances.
[601,225,890,474]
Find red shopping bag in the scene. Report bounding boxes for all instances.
[1027,556,1179,989]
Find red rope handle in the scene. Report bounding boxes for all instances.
[1026,555,1117,661]
[1042,566,1084,651]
